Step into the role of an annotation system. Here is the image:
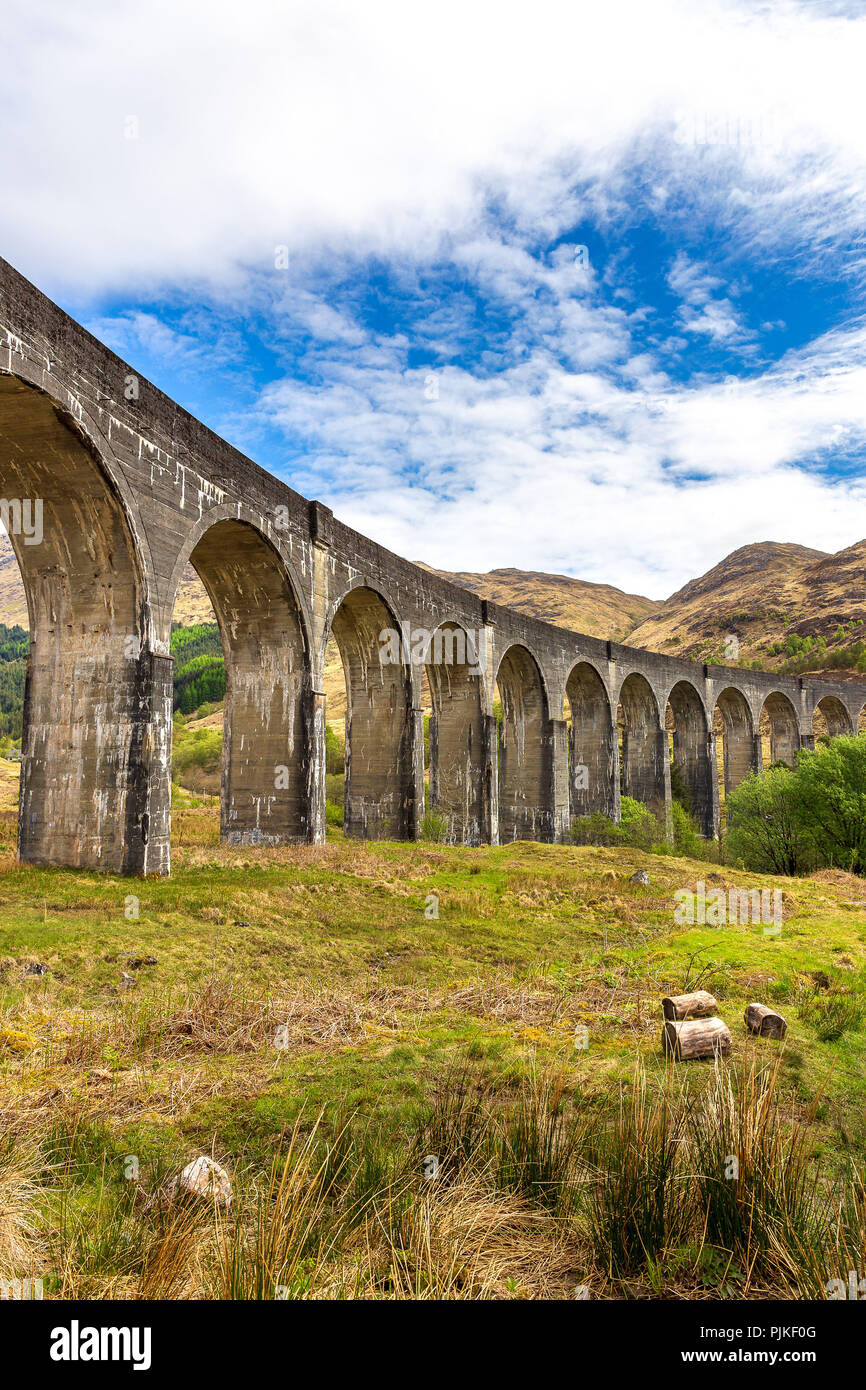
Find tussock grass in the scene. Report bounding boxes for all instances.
[586,1063,687,1277]
[0,1132,40,1280]
[8,1057,865,1300]
[214,1118,340,1300]
[689,1053,821,1287]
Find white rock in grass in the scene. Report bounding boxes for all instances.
[174,1156,232,1208]
[630,870,650,886]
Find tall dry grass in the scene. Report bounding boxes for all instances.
[0,1133,40,1281]
[14,1053,864,1300]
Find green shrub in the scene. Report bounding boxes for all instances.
[569,812,624,846]
[792,735,866,875]
[420,807,451,843]
[325,725,345,776]
[725,765,813,875]
[325,772,344,807]
[619,796,664,851]
[172,727,223,780]
[326,800,344,828]
[726,734,866,877]
[671,801,702,858]
[571,797,679,853]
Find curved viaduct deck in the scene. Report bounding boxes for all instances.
[2,256,864,874]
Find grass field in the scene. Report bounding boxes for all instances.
[0,791,864,1300]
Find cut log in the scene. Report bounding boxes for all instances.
[744,1002,787,1040]
[662,1016,732,1060]
[661,990,718,1022]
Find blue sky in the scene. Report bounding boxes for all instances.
[2,0,866,597]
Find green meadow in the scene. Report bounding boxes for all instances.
[0,796,864,1299]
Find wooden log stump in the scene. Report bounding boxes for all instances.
[661,990,718,1022]
[662,1016,732,1060]
[744,1002,787,1040]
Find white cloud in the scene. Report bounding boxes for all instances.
[678,299,749,343]
[247,281,866,598]
[2,0,866,597]
[666,253,753,346]
[667,254,725,305]
[86,312,203,365]
[2,0,866,294]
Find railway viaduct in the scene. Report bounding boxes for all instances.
[1,256,865,876]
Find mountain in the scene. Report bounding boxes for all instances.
[626,540,866,674]
[0,535,211,627]
[414,563,659,639]
[170,565,222,625]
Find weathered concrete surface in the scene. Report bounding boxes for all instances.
[667,679,715,837]
[425,624,486,845]
[331,585,415,840]
[2,255,866,873]
[0,374,166,872]
[566,661,616,821]
[497,644,555,843]
[189,519,310,845]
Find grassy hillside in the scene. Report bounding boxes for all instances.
[0,621,27,739]
[627,540,866,675]
[417,562,660,639]
[0,800,863,1299]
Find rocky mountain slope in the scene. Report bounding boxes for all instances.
[626,540,866,674]
[413,562,659,639]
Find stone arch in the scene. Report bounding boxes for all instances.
[0,359,159,617]
[760,691,800,767]
[666,679,714,836]
[713,687,757,813]
[0,372,165,873]
[327,585,415,840]
[496,644,554,842]
[812,695,854,740]
[177,518,313,845]
[423,621,486,845]
[165,500,313,657]
[617,672,666,813]
[564,660,615,820]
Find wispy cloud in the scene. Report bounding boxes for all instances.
[2,1,865,290]
[2,0,865,596]
[242,257,866,596]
